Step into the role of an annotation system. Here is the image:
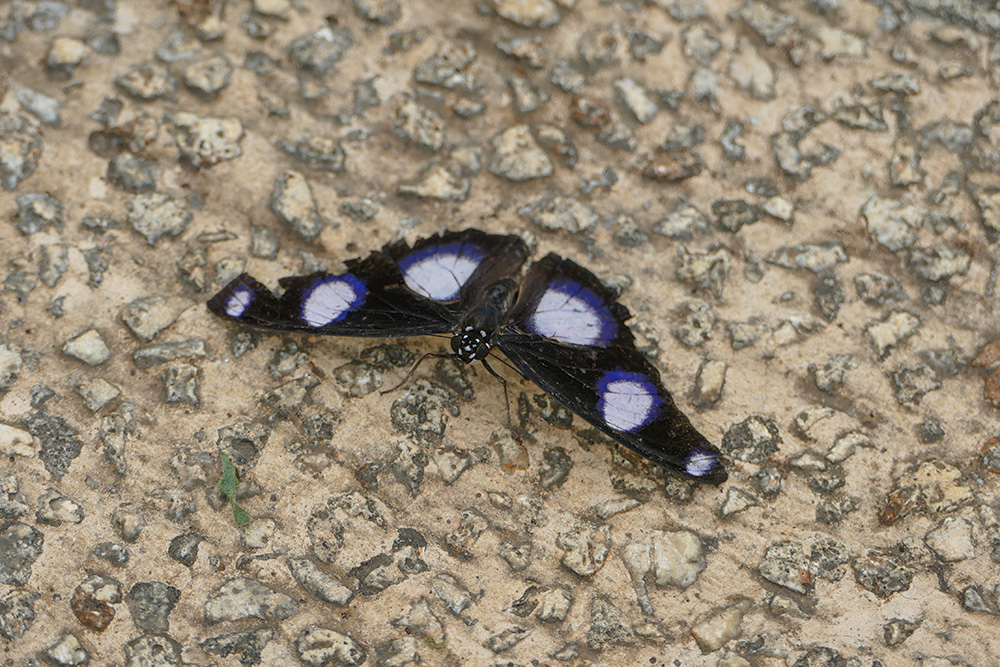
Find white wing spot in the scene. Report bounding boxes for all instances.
[402,251,481,302]
[301,278,363,327]
[225,287,254,318]
[599,376,659,432]
[529,288,609,346]
[685,451,717,478]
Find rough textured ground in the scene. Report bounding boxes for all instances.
[1,0,1000,665]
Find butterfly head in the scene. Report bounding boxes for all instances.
[452,325,491,363]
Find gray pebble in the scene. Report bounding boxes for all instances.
[36,488,84,525]
[38,244,68,287]
[556,524,609,576]
[134,339,208,369]
[507,73,547,114]
[270,170,324,241]
[287,557,354,606]
[0,344,22,392]
[0,522,44,586]
[722,415,781,463]
[126,193,192,245]
[0,112,44,190]
[289,25,353,74]
[115,62,176,101]
[15,88,61,126]
[124,633,186,666]
[295,625,366,667]
[908,243,971,282]
[167,532,203,566]
[121,295,195,342]
[22,411,83,479]
[46,36,87,79]
[74,378,120,412]
[394,99,445,151]
[15,193,62,235]
[126,581,180,632]
[549,59,584,92]
[682,25,721,65]
[414,41,478,91]
[108,153,158,192]
[62,329,111,366]
[675,246,731,297]
[201,628,275,667]
[883,618,919,646]
[852,549,914,599]
[44,633,89,666]
[173,112,243,168]
[93,541,129,567]
[182,53,233,98]
[205,577,298,623]
[489,0,560,27]
[614,77,658,123]
[924,516,975,562]
[163,363,200,405]
[578,27,617,70]
[489,124,553,181]
[692,358,726,407]
[758,540,811,593]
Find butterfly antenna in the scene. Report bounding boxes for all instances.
[480,358,521,444]
[380,351,453,395]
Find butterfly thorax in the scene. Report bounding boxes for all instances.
[451,278,518,363]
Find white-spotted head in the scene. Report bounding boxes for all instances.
[451,325,491,363]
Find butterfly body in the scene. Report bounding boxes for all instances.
[208,228,727,484]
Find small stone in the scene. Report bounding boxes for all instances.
[16,88,61,126]
[489,124,552,181]
[0,112,43,191]
[507,73,546,114]
[713,198,758,233]
[489,0,560,27]
[908,244,971,282]
[0,522,44,586]
[288,25,354,75]
[855,272,905,305]
[682,24,721,64]
[414,41,478,91]
[46,36,88,78]
[620,529,705,614]
[890,364,941,403]
[163,364,200,404]
[182,53,232,98]
[333,360,382,397]
[728,37,775,99]
[550,59,584,92]
[675,246,731,297]
[556,524,610,576]
[353,0,400,23]
[586,596,635,650]
[871,73,921,95]
[772,106,839,180]
[45,633,89,666]
[722,416,780,463]
[395,99,444,152]
[62,329,111,366]
[653,201,710,239]
[828,431,868,463]
[519,193,598,233]
[815,25,866,59]
[121,295,195,342]
[75,378,120,412]
[642,149,701,180]
[430,573,473,616]
[487,626,530,653]
[719,487,759,517]
[767,242,847,273]
[762,196,794,221]
[853,550,914,599]
[692,358,726,408]
[0,424,34,458]
[866,311,920,359]
[270,170,324,241]
[287,558,354,606]
[295,626,366,667]
[961,585,994,614]
[282,136,346,173]
[692,601,749,653]
[126,193,191,244]
[614,77,658,123]
[93,542,129,567]
[578,27,617,70]
[15,193,62,235]
[201,628,276,667]
[924,517,975,562]
[861,196,920,251]
[133,339,208,369]
[497,36,546,69]
[107,153,158,193]
[172,112,243,168]
[758,541,811,594]
[205,577,298,623]
[36,488,84,525]
[884,618,919,646]
[881,460,973,525]
[115,62,176,101]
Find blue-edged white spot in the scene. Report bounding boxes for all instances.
[684,450,718,478]
[528,278,616,346]
[398,241,484,302]
[301,274,367,327]
[225,286,254,318]
[597,370,662,432]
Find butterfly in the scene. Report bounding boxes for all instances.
[207,228,727,484]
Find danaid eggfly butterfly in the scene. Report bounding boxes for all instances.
[207,228,727,484]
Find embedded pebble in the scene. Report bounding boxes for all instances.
[133,339,208,369]
[620,529,705,614]
[115,62,176,101]
[722,416,781,463]
[36,488,84,525]
[289,25,354,74]
[182,53,233,98]
[163,364,200,404]
[395,99,445,152]
[414,41,478,91]
[767,242,847,273]
[0,112,44,190]
[205,577,298,623]
[692,358,726,407]
[287,558,355,606]
[556,524,609,576]
[16,88,61,126]
[75,378,120,412]
[675,246,731,297]
[881,460,973,525]
[489,124,552,181]
[907,244,971,282]
[861,196,920,251]
[489,0,560,27]
[295,626,366,667]
[45,633,89,666]
[126,193,191,244]
[0,522,44,586]
[728,37,775,99]
[853,549,914,599]
[674,299,715,347]
[719,487,759,517]
[653,201,710,239]
[121,296,195,342]
[866,311,920,359]
[46,36,87,78]
[16,193,62,235]
[62,329,111,366]
[0,424,34,458]
[758,541,811,594]
[691,601,749,653]
[519,193,598,233]
[614,77,658,123]
[924,516,975,562]
[270,170,324,241]
[283,136,346,173]
[172,112,244,168]
[201,628,275,666]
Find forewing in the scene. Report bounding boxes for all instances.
[498,254,726,483]
[207,248,456,337]
[386,229,528,311]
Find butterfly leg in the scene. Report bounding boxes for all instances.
[379,352,454,395]
[480,358,522,445]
